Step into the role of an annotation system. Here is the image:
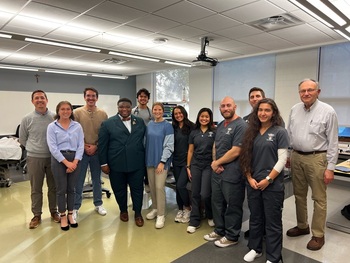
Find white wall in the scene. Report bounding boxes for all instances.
[188,67,213,122]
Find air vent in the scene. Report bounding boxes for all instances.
[249,13,304,32]
[101,58,128,64]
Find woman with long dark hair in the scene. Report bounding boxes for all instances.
[47,101,84,231]
[186,108,215,233]
[240,98,289,263]
[172,106,195,223]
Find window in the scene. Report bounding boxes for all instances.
[319,42,350,126]
[154,68,189,103]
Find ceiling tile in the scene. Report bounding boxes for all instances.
[188,14,241,32]
[110,0,181,13]
[188,0,257,13]
[86,1,147,24]
[128,15,180,33]
[154,1,215,24]
[223,1,285,23]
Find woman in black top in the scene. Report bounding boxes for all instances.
[172,106,195,223]
[186,108,216,233]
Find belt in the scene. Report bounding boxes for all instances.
[60,150,76,154]
[294,150,327,155]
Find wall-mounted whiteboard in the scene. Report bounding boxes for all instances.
[0,91,119,135]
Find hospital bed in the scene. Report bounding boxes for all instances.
[0,137,23,187]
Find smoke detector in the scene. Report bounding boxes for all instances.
[101,58,128,64]
[153,38,168,44]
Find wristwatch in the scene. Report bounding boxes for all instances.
[266,176,273,184]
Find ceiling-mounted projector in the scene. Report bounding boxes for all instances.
[191,36,218,68]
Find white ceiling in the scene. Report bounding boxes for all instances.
[0,0,347,76]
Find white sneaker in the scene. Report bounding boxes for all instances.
[155,215,165,229]
[181,209,191,223]
[146,209,158,220]
[187,225,199,234]
[244,249,263,262]
[72,209,78,221]
[204,231,223,241]
[208,219,215,227]
[214,236,238,248]
[266,261,273,263]
[95,205,107,216]
[174,210,183,223]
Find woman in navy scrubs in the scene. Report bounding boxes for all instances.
[240,98,289,263]
[186,108,215,233]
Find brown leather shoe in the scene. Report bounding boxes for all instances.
[307,236,325,250]
[120,212,129,222]
[29,215,41,229]
[286,226,310,237]
[135,216,144,227]
[51,212,61,223]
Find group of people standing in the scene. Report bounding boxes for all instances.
[19,78,338,263]
[20,88,109,231]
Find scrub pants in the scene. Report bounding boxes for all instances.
[247,187,284,263]
[211,173,245,241]
[173,165,190,210]
[189,164,212,227]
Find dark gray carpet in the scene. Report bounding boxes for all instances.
[172,237,321,263]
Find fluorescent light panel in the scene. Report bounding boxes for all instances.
[109,51,160,62]
[25,37,101,52]
[307,0,346,26]
[0,33,12,39]
[45,70,86,76]
[289,0,334,27]
[91,74,128,79]
[0,65,37,71]
[0,64,128,79]
[334,29,350,41]
[164,61,192,67]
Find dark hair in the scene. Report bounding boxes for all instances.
[55,101,74,120]
[31,90,47,100]
[84,87,99,98]
[195,108,214,131]
[172,105,194,135]
[117,98,132,106]
[248,87,265,99]
[240,98,282,175]
[137,88,150,99]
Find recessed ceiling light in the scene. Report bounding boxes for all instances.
[153,38,168,44]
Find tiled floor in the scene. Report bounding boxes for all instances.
[1,166,350,263]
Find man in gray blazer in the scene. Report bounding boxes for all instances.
[98,98,146,227]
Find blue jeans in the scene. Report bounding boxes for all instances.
[74,153,103,210]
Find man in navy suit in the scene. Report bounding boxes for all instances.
[98,98,146,227]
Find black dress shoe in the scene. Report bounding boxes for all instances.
[68,212,78,228]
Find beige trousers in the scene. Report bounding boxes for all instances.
[291,151,328,237]
[147,167,167,216]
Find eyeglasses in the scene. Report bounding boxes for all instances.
[299,88,317,94]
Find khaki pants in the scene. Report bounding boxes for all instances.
[27,156,57,216]
[147,167,167,216]
[291,151,327,237]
